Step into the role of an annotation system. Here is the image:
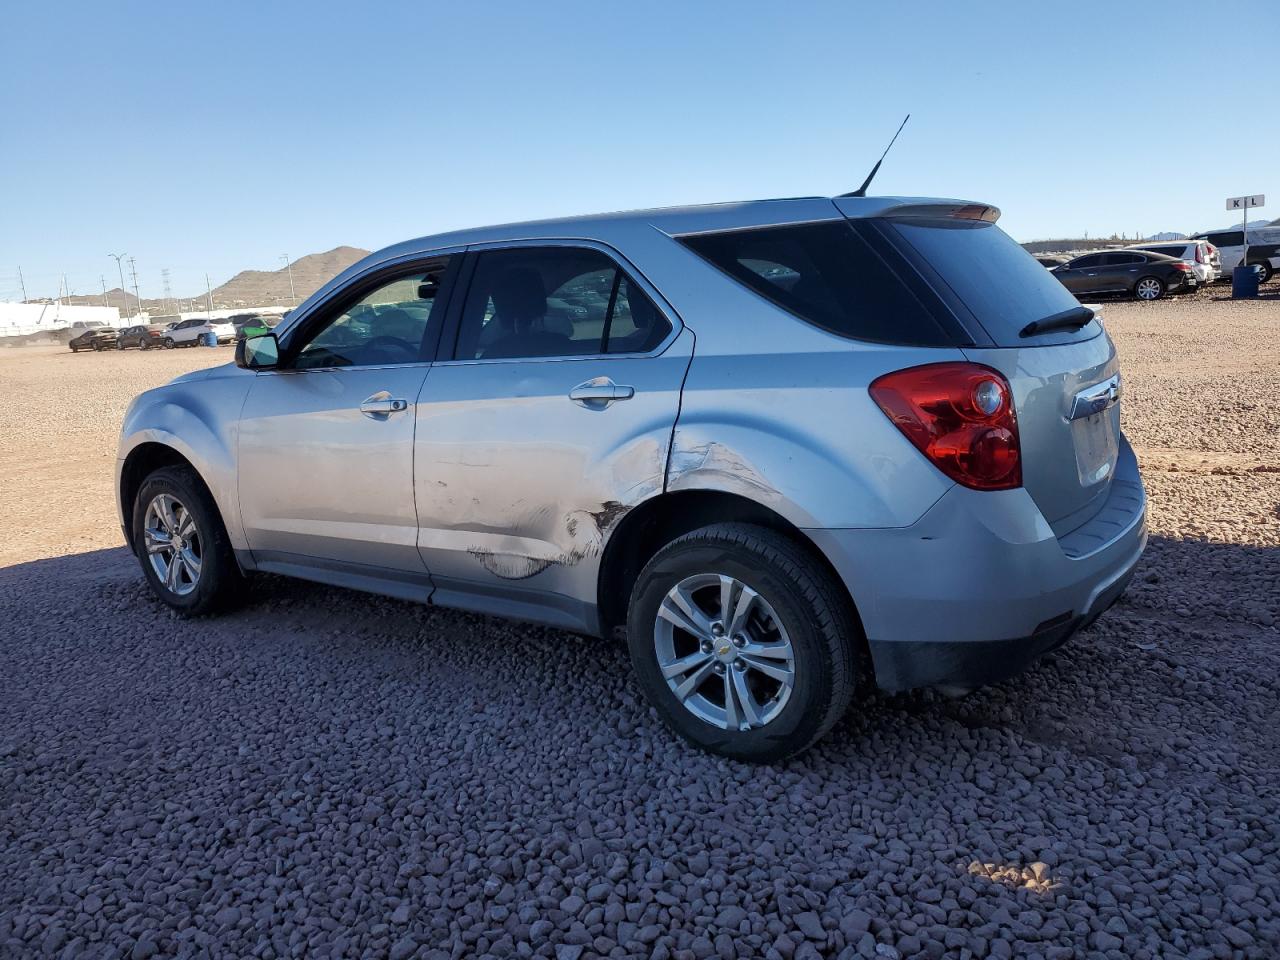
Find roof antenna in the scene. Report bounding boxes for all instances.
[840,114,910,198]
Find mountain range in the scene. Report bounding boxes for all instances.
[60,247,370,315]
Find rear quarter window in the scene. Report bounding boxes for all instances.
[677,221,957,347]
[888,219,1093,347]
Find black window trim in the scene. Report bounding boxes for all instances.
[271,249,463,373]
[433,238,683,366]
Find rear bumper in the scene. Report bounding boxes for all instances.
[805,436,1147,692]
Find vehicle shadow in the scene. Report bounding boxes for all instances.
[1,533,1275,772]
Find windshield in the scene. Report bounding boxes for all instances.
[888,218,1093,346]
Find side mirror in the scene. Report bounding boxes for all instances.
[236,332,280,370]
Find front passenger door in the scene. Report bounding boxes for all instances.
[237,256,457,579]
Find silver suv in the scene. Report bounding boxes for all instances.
[117,196,1147,760]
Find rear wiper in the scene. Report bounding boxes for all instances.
[1019,306,1095,339]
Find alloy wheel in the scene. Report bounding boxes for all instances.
[143,493,202,596]
[1135,278,1162,301]
[653,573,795,732]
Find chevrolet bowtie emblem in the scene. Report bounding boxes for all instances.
[718,645,731,656]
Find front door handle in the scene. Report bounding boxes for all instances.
[360,392,409,418]
[569,377,635,409]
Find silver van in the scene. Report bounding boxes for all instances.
[117,196,1146,760]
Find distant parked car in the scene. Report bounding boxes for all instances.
[164,317,236,348]
[1050,250,1195,301]
[1190,228,1280,283]
[1035,254,1069,268]
[60,319,111,343]
[68,325,119,352]
[1127,240,1219,285]
[117,324,169,350]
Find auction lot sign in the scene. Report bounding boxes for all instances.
[1226,194,1266,263]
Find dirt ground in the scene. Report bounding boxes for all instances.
[1,291,1278,958]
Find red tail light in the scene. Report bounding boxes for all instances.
[1195,245,1205,264]
[1173,262,1192,272]
[870,363,1021,490]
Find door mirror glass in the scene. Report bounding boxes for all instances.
[236,333,279,370]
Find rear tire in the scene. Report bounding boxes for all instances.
[70,344,78,352]
[1250,261,1273,284]
[1134,276,1164,301]
[132,465,245,617]
[163,337,175,349]
[626,523,857,762]
[92,340,104,351]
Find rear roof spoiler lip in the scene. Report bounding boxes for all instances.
[834,196,1001,223]
[876,202,1001,223]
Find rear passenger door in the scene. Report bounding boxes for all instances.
[413,241,692,630]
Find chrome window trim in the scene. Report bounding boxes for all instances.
[433,237,685,367]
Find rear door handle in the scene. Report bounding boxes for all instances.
[360,393,409,418]
[569,377,635,409]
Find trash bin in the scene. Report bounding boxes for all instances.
[1232,264,1260,299]
[201,331,218,347]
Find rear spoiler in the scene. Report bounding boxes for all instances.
[833,197,1000,223]
[878,202,1000,223]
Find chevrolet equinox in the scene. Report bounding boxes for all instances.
[117,196,1147,761]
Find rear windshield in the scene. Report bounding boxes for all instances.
[887,219,1092,346]
[1138,245,1189,258]
[677,221,956,346]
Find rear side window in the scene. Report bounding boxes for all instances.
[677,221,954,346]
[889,219,1089,346]
[454,247,670,360]
[1206,232,1244,247]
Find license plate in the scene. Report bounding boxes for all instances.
[1073,410,1119,486]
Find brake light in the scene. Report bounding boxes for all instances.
[1173,262,1192,272]
[1195,245,1205,263]
[870,363,1021,491]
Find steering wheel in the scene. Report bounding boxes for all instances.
[361,335,419,363]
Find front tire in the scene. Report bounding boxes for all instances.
[1134,276,1164,301]
[132,466,245,616]
[626,523,857,762]
[163,337,175,349]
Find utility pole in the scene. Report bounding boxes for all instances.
[127,257,142,316]
[101,276,109,308]
[205,274,214,314]
[17,266,28,302]
[161,268,174,315]
[109,253,130,318]
[280,254,297,307]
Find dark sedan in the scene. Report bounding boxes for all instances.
[116,324,169,350]
[1050,250,1195,301]
[68,326,119,352]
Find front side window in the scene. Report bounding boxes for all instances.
[292,261,450,369]
[454,247,669,360]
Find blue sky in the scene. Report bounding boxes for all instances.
[2,0,1276,301]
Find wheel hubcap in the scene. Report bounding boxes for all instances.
[653,573,795,732]
[1137,279,1160,300]
[143,493,202,596]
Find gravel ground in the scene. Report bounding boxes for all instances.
[1,295,1278,960]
